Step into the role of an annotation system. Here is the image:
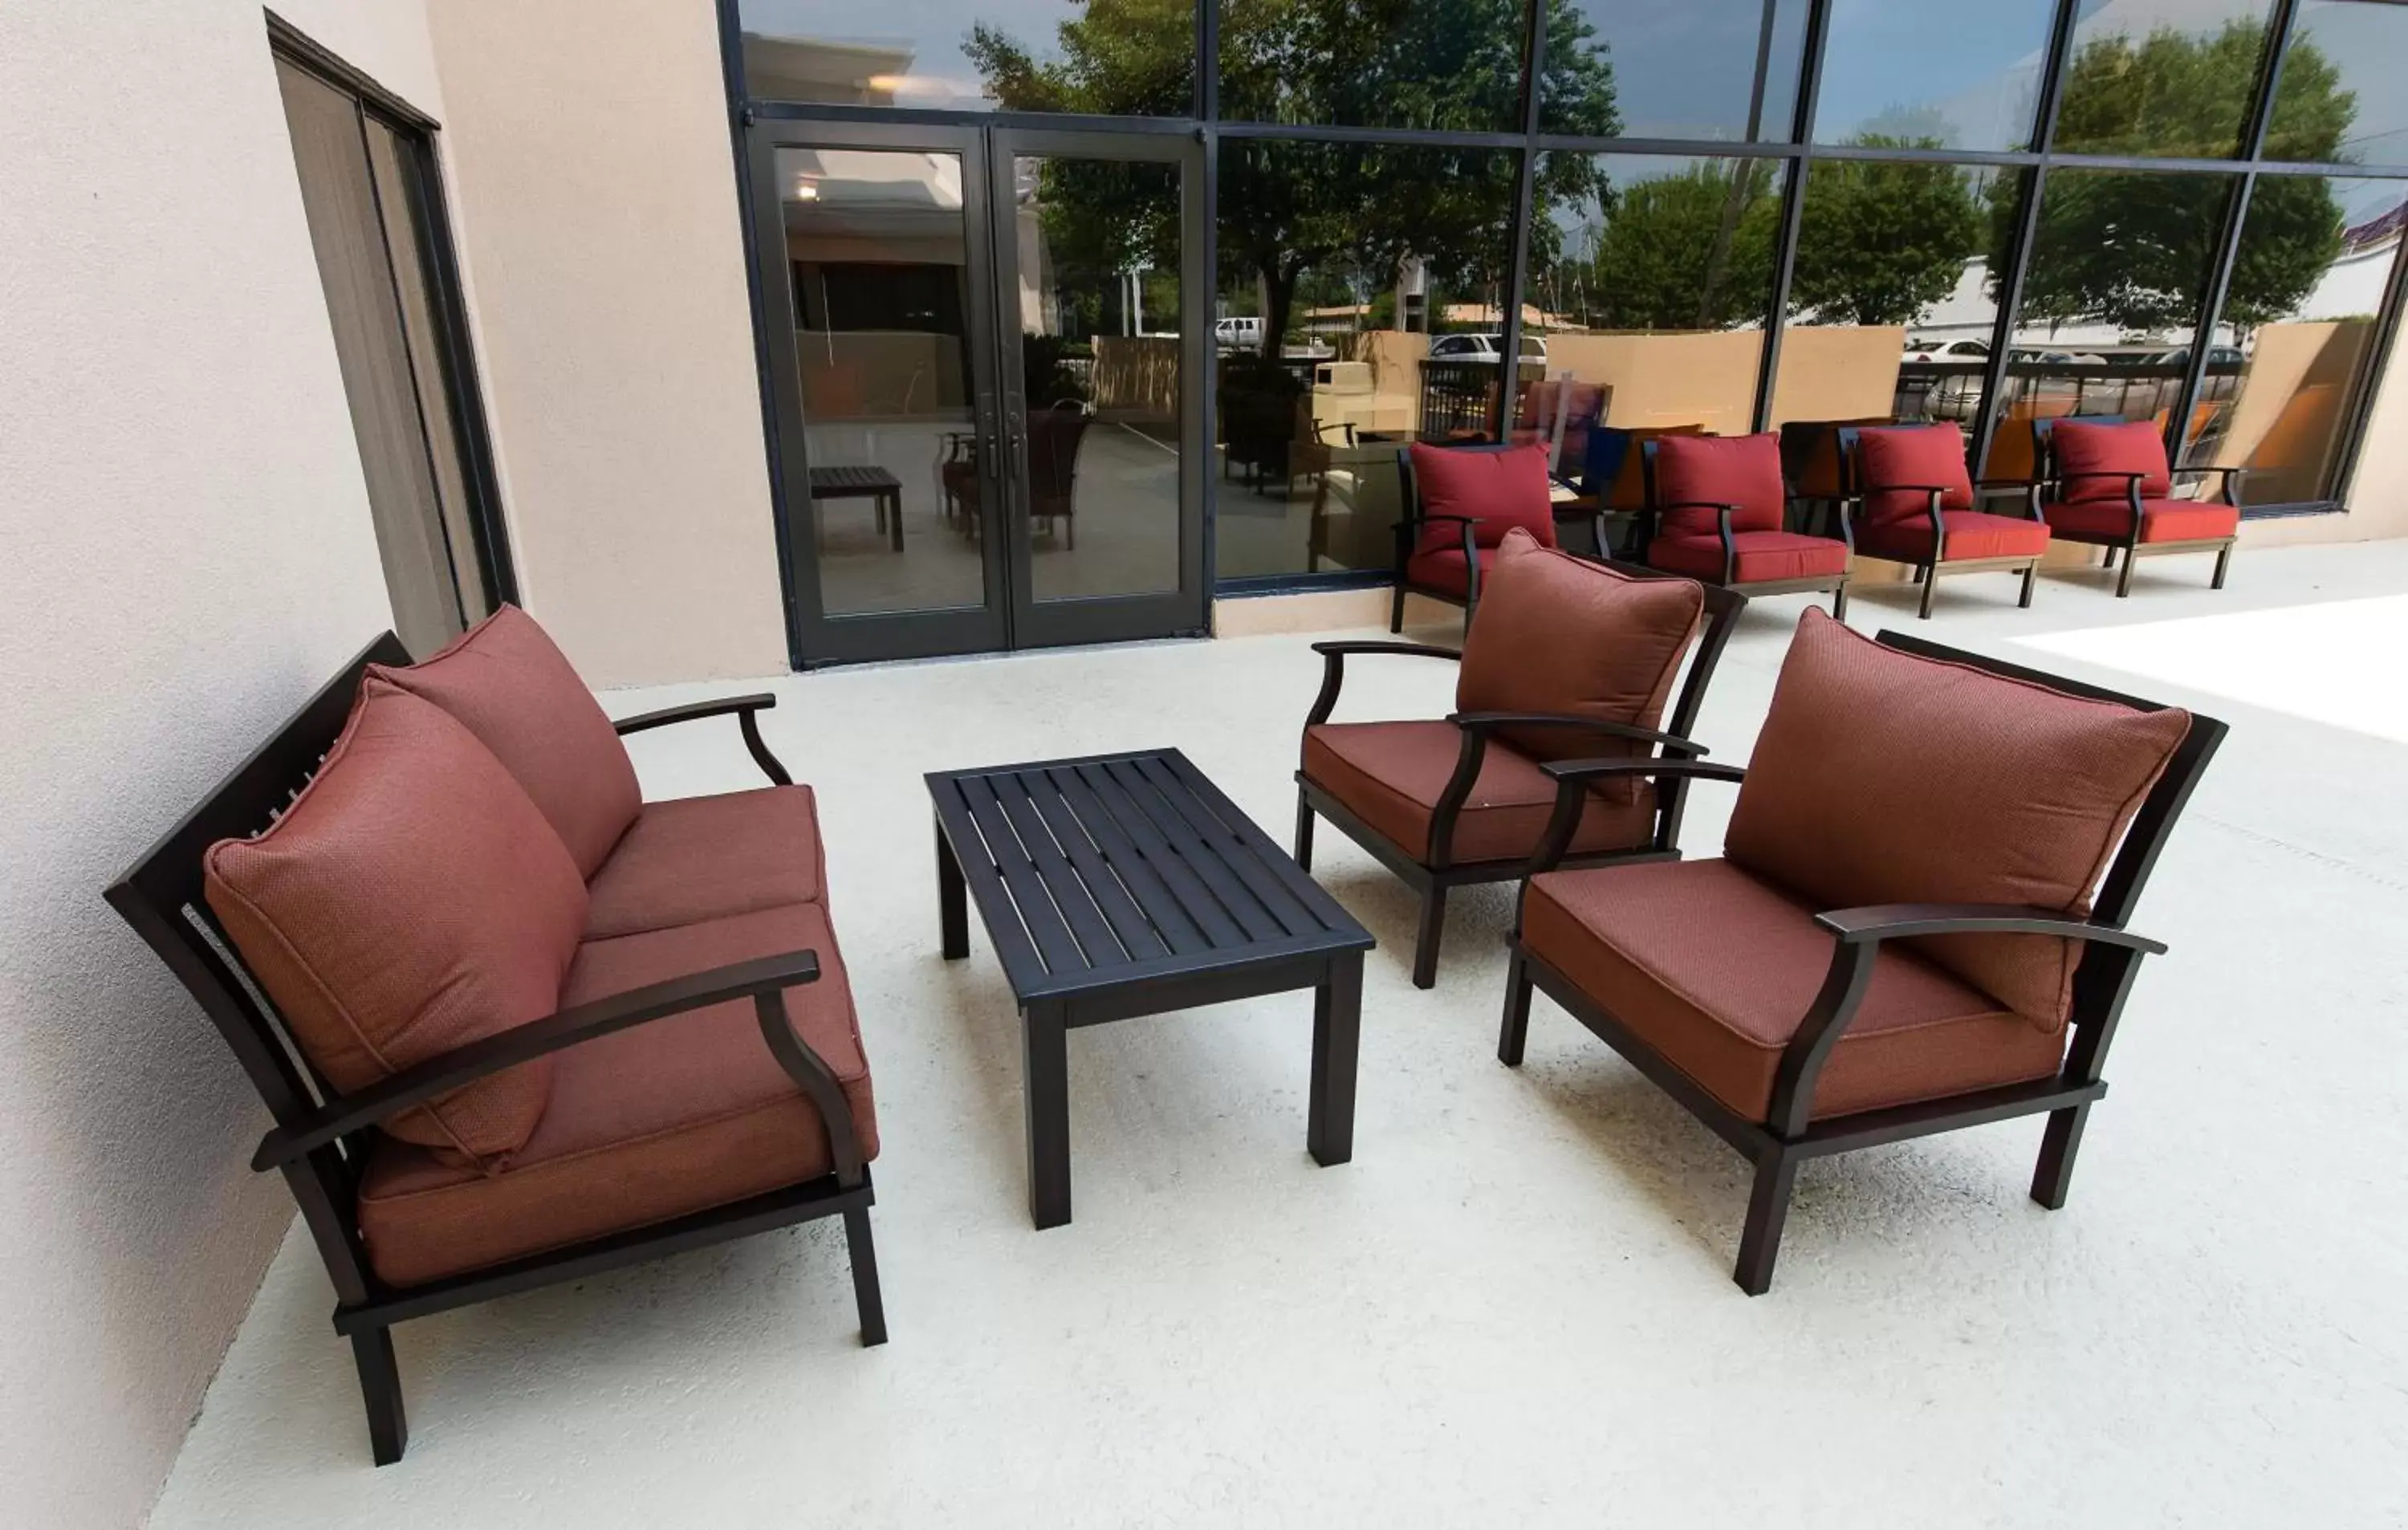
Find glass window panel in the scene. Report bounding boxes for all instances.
[1219,0,1531,132]
[2190,174,2406,504]
[1518,153,1782,488]
[1213,140,1519,580]
[1542,1,1808,140]
[1770,164,2014,440]
[2270,1,2408,164]
[2054,0,2277,160]
[1013,156,1185,600]
[780,146,987,615]
[1813,0,2059,152]
[736,0,1194,113]
[1981,168,2235,482]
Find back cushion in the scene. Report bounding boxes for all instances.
[1856,424,1973,527]
[1724,610,2191,1027]
[1409,442,1557,555]
[2052,419,2171,503]
[205,678,588,1166]
[374,605,641,877]
[1457,529,1705,803]
[1651,433,1785,538]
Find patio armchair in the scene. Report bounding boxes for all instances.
[1498,609,2223,1293]
[1389,440,1584,636]
[2032,416,2242,594]
[1301,527,1743,987]
[1842,421,2052,617]
[105,607,883,1465]
[1776,416,1889,540]
[1637,432,1853,615]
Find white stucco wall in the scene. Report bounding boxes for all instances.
[0,2,437,1524]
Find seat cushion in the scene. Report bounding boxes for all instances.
[373,605,641,878]
[1403,543,1499,599]
[1523,859,2064,1122]
[1455,527,1702,801]
[2051,419,2172,503]
[1857,509,2051,563]
[585,786,827,940]
[1855,423,1974,527]
[1649,530,1849,584]
[1725,609,2191,1027]
[1650,432,1786,537]
[1408,442,1557,555]
[2044,496,2239,544]
[356,901,875,1288]
[1304,720,1656,866]
[205,677,584,1167]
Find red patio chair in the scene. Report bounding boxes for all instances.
[1638,432,1852,615]
[1389,441,1569,636]
[2032,416,2242,595]
[1845,422,2051,617]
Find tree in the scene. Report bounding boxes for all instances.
[1550,161,1779,332]
[1786,144,1983,326]
[1991,19,2350,334]
[969,0,1620,355]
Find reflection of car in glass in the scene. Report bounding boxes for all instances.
[1426,332,1548,364]
[2146,345,2246,370]
[1899,338,1992,417]
[1903,337,1990,361]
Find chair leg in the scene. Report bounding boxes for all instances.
[1918,563,1938,620]
[350,1326,409,1467]
[2116,548,2138,597]
[2019,560,2038,608]
[842,1204,889,1346]
[2101,545,2117,569]
[1830,582,1849,621]
[1389,580,1407,634]
[2212,543,2233,589]
[1410,884,1448,990]
[1910,564,1927,584]
[1497,948,1534,1065]
[2030,1103,2091,1211]
[1293,788,1316,872]
[1733,1150,1800,1296]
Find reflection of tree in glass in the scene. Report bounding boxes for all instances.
[1552,161,1779,332]
[1787,146,1983,326]
[969,0,1618,354]
[1999,21,2349,333]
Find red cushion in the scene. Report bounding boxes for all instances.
[2052,420,2171,503]
[1650,433,1787,537]
[1855,424,1973,527]
[1649,531,1849,584]
[1857,510,2051,563]
[1403,543,1498,598]
[1408,443,1556,555]
[584,786,828,940]
[2044,497,2240,544]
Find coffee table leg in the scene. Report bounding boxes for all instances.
[1023,1003,1072,1228]
[886,490,904,551]
[936,816,969,960]
[1308,951,1362,1166]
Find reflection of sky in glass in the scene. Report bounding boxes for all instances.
[1814,0,2057,149]
[2289,1,2408,166]
[1548,2,1807,140]
[738,0,1070,107]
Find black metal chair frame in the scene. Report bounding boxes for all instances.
[104,634,885,1467]
[2032,415,2243,596]
[1299,571,1747,988]
[1633,437,1853,616]
[1837,424,2052,619]
[1496,631,2227,1294]
[1387,441,1599,637]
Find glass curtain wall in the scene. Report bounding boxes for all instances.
[730,0,2408,589]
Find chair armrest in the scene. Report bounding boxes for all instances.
[1873,482,1959,494]
[1814,902,2167,954]
[612,694,791,786]
[2176,465,2244,479]
[1651,498,1742,513]
[1972,478,2035,489]
[1403,513,1485,528]
[1524,759,1749,875]
[1304,642,1463,730]
[1450,712,1709,757]
[252,950,823,1171]
[2056,470,2150,486]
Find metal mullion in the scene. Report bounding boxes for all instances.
[1753,0,1832,431]
[745,100,1197,136]
[1214,119,1527,149]
[1532,134,1808,161]
[2170,0,2300,465]
[1967,0,2083,479]
[1495,0,1548,439]
[1197,0,1217,121]
[1810,143,2040,169]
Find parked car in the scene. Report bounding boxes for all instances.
[1214,315,1267,351]
[1426,332,1547,364]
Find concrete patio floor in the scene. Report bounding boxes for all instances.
[149,541,2408,1528]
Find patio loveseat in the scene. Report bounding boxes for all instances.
[106,607,882,1467]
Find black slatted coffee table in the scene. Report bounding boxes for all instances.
[927,748,1375,1228]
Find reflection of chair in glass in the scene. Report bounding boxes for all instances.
[1779,417,1890,539]
[1580,423,1707,555]
[1389,442,1568,636]
[2032,417,2241,596]
[1510,379,1610,479]
[1296,409,1358,572]
[1637,433,1853,616]
[1843,423,2050,618]
[937,430,979,530]
[942,404,1092,547]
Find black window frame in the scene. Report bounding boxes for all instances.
[718,0,2408,597]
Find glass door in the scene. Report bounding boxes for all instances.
[748,117,1203,662]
